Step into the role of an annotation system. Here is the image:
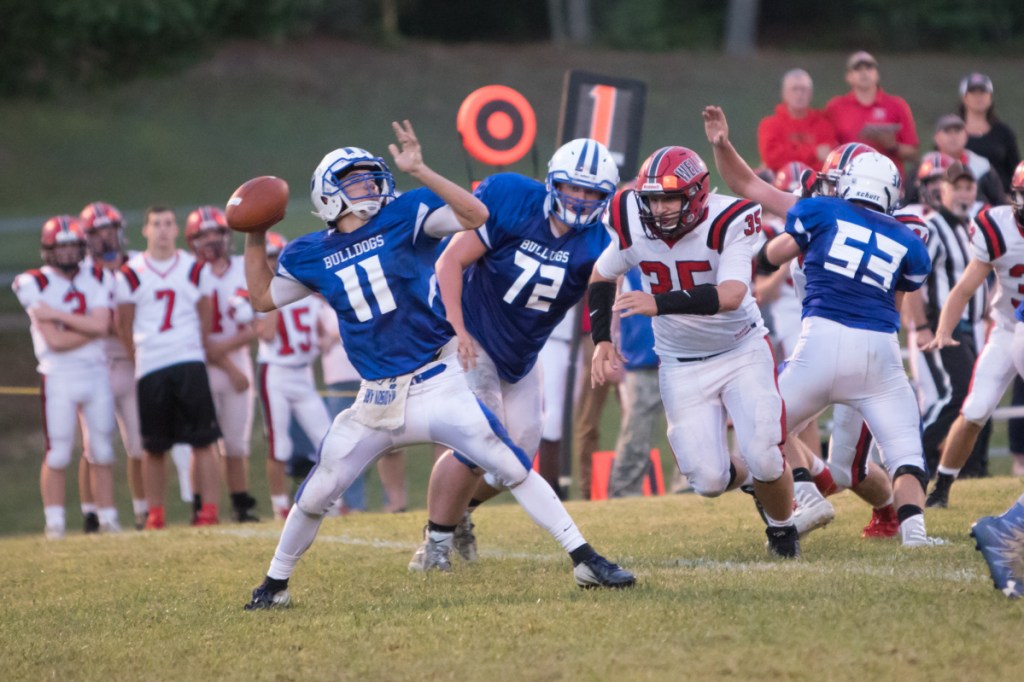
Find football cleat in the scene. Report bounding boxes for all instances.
[766,524,801,558]
[862,505,899,539]
[83,512,100,534]
[133,511,149,531]
[100,518,123,534]
[573,554,636,589]
[232,494,260,523]
[971,515,1024,599]
[925,483,950,509]
[408,528,453,573]
[452,511,477,562]
[143,514,165,531]
[792,483,835,537]
[898,515,947,547]
[244,582,292,610]
[44,524,65,541]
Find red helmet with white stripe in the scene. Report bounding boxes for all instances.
[186,206,230,262]
[1011,160,1024,225]
[41,215,86,271]
[79,201,126,264]
[773,161,814,193]
[634,146,710,240]
[818,142,875,196]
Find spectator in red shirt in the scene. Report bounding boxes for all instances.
[825,51,919,177]
[757,69,837,171]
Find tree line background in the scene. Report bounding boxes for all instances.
[3,0,1023,95]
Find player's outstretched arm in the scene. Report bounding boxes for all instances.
[924,259,992,351]
[388,120,489,230]
[435,232,487,370]
[703,106,798,218]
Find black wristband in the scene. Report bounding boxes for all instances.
[755,242,780,275]
[654,284,720,316]
[587,280,616,344]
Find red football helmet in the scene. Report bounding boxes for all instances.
[916,152,957,209]
[79,201,126,264]
[41,215,86,271]
[186,206,230,261]
[818,143,875,196]
[265,231,288,257]
[1011,160,1024,225]
[773,161,814,193]
[634,146,710,240]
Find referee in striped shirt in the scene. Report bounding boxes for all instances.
[904,161,990,478]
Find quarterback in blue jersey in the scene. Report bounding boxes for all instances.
[408,139,618,568]
[241,122,634,609]
[759,150,944,547]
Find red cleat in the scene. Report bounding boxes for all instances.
[193,503,219,526]
[144,507,166,530]
[862,505,899,538]
[813,467,839,497]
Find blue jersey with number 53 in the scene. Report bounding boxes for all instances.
[784,196,930,333]
[463,173,610,382]
[277,188,453,380]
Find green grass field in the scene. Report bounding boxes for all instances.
[2,477,1022,681]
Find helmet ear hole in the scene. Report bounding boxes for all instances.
[545,139,619,229]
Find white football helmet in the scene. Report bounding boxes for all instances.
[836,152,902,214]
[545,138,619,229]
[310,147,396,223]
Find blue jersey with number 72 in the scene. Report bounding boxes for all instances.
[784,196,931,333]
[277,187,453,381]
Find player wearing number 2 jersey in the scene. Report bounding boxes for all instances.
[761,151,944,547]
[243,122,633,610]
[589,145,800,558]
[408,139,618,569]
[115,206,222,529]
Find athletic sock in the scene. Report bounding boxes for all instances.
[936,466,960,479]
[44,506,65,529]
[897,504,923,524]
[508,470,586,555]
[267,508,325,580]
[132,498,149,515]
[792,467,813,483]
[97,508,119,526]
[569,543,597,567]
[271,495,290,512]
[808,456,826,477]
[81,503,98,515]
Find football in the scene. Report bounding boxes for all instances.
[225,176,289,233]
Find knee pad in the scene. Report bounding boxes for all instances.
[84,442,116,467]
[744,447,785,485]
[690,467,730,498]
[45,441,73,470]
[893,464,928,492]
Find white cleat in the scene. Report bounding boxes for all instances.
[792,482,835,537]
[44,525,65,541]
[899,515,947,547]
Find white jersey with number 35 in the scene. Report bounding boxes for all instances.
[972,205,1024,330]
[596,190,767,359]
[258,296,325,367]
[115,250,211,377]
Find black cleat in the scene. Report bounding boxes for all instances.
[766,524,801,558]
[244,581,291,610]
[83,512,100,534]
[231,493,261,523]
[925,485,949,509]
[573,554,636,589]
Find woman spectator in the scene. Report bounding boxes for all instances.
[957,72,1021,193]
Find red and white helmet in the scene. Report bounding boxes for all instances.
[79,201,126,264]
[1011,160,1024,226]
[185,206,230,261]
[837,152,902,214]
[916,152,957,209]
[773,161,814,194]
[265,231,288,257]
[634,146,710,241]
[818,142,875,196]
[41,215,86,270]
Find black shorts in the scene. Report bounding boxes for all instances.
[137,361,221,453]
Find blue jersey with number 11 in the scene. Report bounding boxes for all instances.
[462,173,610,382]
[277,188,452,381]
[784,196,930,333]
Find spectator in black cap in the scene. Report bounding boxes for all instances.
[957,72,1021,193]
[932,114,1006,207]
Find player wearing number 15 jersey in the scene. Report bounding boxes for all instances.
[589,145,800,558]
[115,206,222,529]
[761,151,943,547]
[243,122,634,610]
[409,139,618,568]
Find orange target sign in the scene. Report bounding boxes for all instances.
[457,85,537,166]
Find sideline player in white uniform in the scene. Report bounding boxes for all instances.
[243,123,634,609]
[589,145,800,557]
[704,110,920,540]
[756,145,944,547]
[13,216,120,538]
[924,161,1024,506]
[409,139,619,570]
[78,201,150,529]
[253,231,334,521]
[186,206,260,522]
[115,206,222,529]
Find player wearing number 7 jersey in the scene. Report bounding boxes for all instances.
[242,122,634,610]
[115,206,222,529]
[589,145,800,557]
[759,151,944,546]
[408,139,619,569]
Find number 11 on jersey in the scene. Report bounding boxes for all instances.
[334,255,397,321]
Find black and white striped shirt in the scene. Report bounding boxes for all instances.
[921,206,987,325]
